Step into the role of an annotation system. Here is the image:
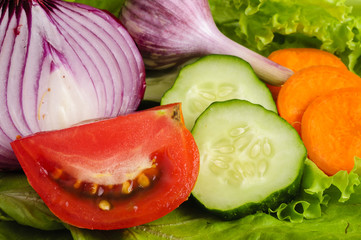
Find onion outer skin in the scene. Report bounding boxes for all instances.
[120,0,293,86]
[0,0,145,169]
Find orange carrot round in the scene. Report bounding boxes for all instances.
[268,48,347,72]
[301,87,361,175]
[267,48,347,101]
[277,65,361,134]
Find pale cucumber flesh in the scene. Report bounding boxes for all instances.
[191,99,306,219]
[161,55,276,130]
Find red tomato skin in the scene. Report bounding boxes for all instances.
[11,103,199,230]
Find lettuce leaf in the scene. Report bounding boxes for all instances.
[0,221,72,240]
[346,0,361,15]
[271,158,361,222]
[0,172,63,230]
[209,0,361,75]
[2,157,360,239]
[70,186,361,240]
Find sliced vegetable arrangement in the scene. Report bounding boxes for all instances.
[266,48,349,101]
[264,48,361,175]
[2,0,361,239]
[277,65,361,134]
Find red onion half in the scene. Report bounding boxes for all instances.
[0,0,145,169]
[120,0,293,85]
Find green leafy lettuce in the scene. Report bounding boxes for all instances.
[270,159,360,223]
[1,159,360,239]
[0,172,63,230]
[208,0,361,75]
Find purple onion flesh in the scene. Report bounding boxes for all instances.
[0,0,145,169]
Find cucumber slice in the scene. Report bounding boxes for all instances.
[161,54,277,130]
[191,99,306,220]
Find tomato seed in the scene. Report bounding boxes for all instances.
[143,167,159,181]
[90,183,99,195]
[73,179,82,189]
[137,173,150,188]
[98,200,112,211]
[121,180,133,194]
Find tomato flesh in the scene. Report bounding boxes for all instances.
[11,103,199,230]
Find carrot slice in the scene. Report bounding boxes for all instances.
[277,65,361,134]
[268,48,347,72]
[267,48,347,101]
[301,87,361,175]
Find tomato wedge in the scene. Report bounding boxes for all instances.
[11,103,199,230]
